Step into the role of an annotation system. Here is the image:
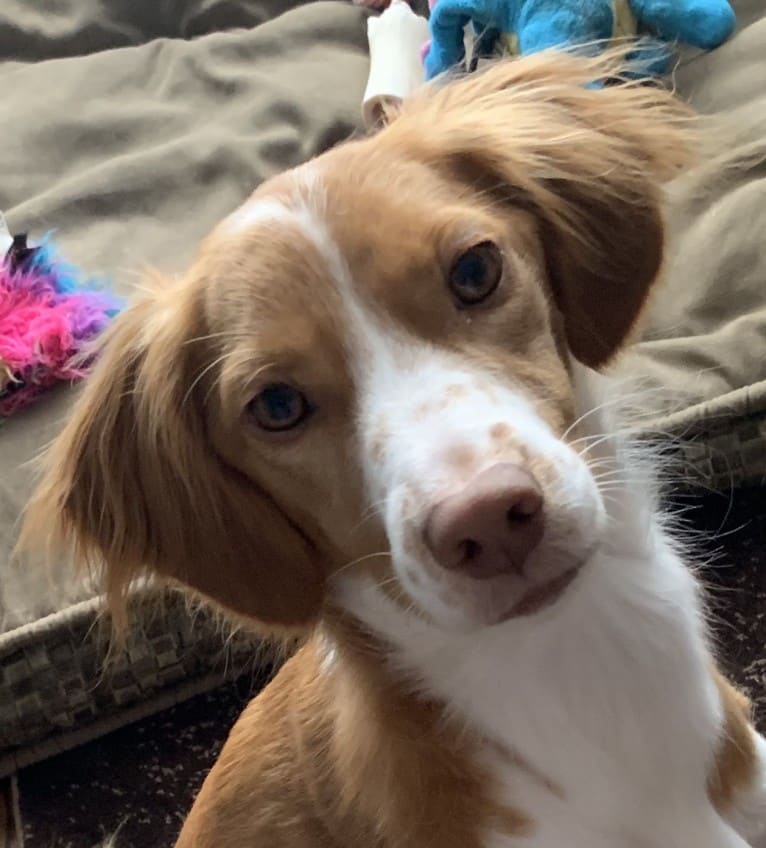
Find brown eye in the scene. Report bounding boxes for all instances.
[247,383,312,432]
[449,241,503,305]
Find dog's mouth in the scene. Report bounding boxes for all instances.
[501,566,580,621]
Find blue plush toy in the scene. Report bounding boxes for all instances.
[424,0,736,80]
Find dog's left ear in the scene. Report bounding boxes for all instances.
[18,280,328,630]
[391,49,697,367]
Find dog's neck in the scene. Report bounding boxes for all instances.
[325,369,722,841]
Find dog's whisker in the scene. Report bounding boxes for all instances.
[562,393,652,442]
[181,352,233,408]
[182,330,251,346]
[349,499,390,535]
[331,551,392,580]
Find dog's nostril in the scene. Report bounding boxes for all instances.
[507,500,538,522]
[461,539,482,561]
[507,487,544,522]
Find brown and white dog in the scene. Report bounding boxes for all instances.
[23,51,766,847]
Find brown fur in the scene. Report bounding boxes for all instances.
[709,668,758,814]
[18,49,758,846]
[178,619,529,848]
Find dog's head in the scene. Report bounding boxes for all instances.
[22,51,694,634]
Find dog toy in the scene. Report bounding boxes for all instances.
[363,0,430,128]
[424,0,736,80]
[0,222,121,417]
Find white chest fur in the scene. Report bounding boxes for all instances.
[473,543,733,848]
[339,520,763,848]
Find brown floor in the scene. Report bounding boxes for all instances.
[17,487,766,848]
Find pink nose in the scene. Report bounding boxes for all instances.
[425,463,544,580]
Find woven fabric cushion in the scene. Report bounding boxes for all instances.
[0,591,260,779]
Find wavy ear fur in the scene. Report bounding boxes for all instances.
[388,48,697,367]
[19,279,325,629]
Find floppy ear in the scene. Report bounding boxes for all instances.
[20,282,326,629]
[391,49,697,367]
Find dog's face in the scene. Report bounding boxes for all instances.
[23,52,693,633]
[205,156,605,632]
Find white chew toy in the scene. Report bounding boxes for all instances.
[362,0,430,129]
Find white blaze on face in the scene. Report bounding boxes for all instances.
[220,199,295,235]
[218,164,328,239]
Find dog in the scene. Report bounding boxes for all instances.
[22,50,766,847]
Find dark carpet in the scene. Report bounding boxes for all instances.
[18,488,766,848]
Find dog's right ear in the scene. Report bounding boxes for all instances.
[19,281,326,629]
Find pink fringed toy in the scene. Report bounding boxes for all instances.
[0,227,121,417]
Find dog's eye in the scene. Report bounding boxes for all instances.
[449,241,503,305]
[247,383,311,432]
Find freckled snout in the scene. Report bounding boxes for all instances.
[425,463,544,580]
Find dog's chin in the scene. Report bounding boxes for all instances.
[405,560,587,634]
[499,566,581,621]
